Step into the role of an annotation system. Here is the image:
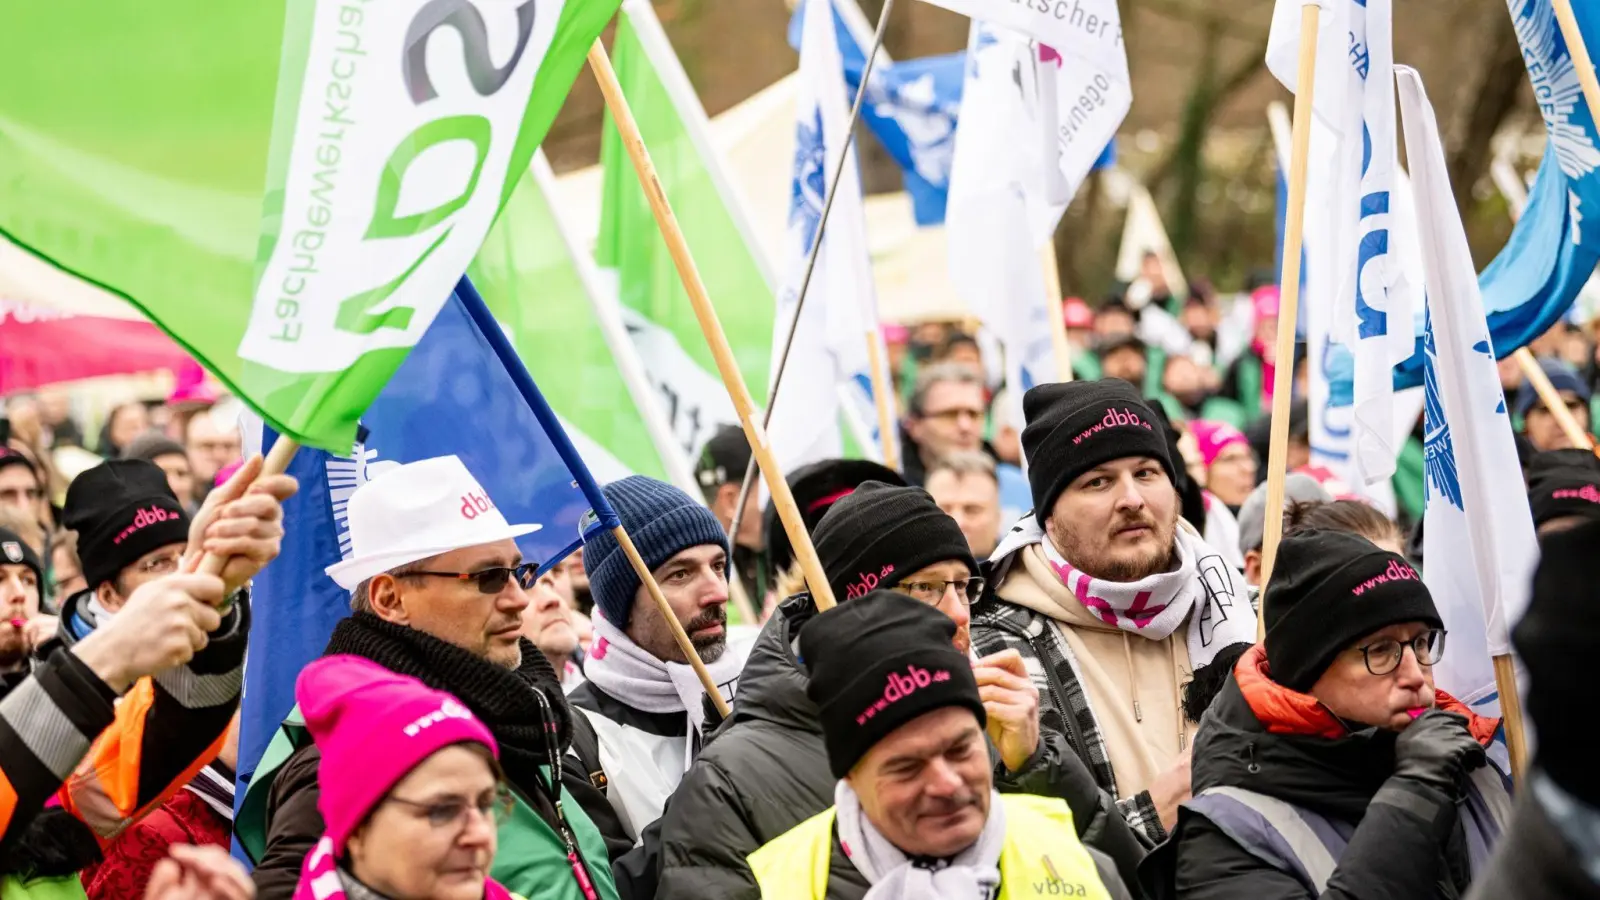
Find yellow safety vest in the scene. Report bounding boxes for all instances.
[747,793,1113,900]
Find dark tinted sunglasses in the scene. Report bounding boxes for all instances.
[405,562,538,594]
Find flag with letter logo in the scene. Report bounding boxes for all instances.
[1398,67,1537,713]
[0,0,618,451]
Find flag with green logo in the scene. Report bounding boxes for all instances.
[596,1,777,456]
[0,0,619,451]
[469,162,671,482]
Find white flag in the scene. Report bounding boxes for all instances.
[1266,0,1415,490]
[774,0,878,472]
[1398,66,1537,711]
[946,24,1061,433]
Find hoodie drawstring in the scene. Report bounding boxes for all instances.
[1122,632,1141,723]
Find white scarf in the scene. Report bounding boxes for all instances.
[583,612,743,742]
[992,515,1254,669]
[835,781,1005,900]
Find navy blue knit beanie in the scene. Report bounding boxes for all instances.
[583,476,730,628]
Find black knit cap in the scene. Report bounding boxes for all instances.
[811,481,976,602]
[763,459,906,583]
[801,590,985,777]
[0,528,43,590]
[694,425,751,491]
[63,459,189,591]
[1019,379,1175,527]
[1264,530,1443,692]
[1516,520,1600,805]
[1528,465,1600,529]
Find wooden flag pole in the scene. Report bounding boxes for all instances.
[197,436,301,579]
[1555,0,1600,134]
[1494,655,1530,778]
[614,525,732,717]
[1041,245,1076,383]
[589,40,842,612]
[1256,4,1321,639]
[1513,347,1595,449]
[866,333,901,470]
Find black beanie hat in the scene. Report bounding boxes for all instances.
[63,460,189,591]
[801,590,985,777]
[1264,530,1443,692]
[1527,465,1600,529]
[1020,380,1175,528]
[1516,520,1600,805]
[764,459,907,583]
[812,481,976,602]
[0,528,43,591]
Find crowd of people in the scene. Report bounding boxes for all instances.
[1,263,1599,899]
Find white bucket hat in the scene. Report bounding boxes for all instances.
[325,455,541,590]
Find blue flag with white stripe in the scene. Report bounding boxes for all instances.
[234,275,618,826]
[786,0,1111,226]
[1390,0,1600,388]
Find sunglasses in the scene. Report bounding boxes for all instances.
[405,563,538,594]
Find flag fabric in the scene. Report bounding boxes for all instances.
[1266,0,1416,490]
[0,299,192,392]
[777,0,881,472]
[946,23,1062,434]
[0,0,620,452]
[597,0,776,458]
[786,1,963,225]
[1398,67,1538,712]
[469,153,696,486]
[1390,0,1600,388]
[235,275,620,813]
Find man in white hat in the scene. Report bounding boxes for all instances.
[245,456,628,900]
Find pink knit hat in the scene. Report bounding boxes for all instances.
[295,655,498,854]
[1251,285,1281,322]
[1190,420,1250,469]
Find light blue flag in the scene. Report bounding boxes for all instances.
[1390,0,1600,388]
[233,275,620,840]
[786,0,1111,226]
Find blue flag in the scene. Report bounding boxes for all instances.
[234,275,619,821]
[1390,0,1600,388]
[786,0,1110,226]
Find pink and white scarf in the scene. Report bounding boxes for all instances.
[1014,517,1255,669]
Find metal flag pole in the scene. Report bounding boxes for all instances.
[724,0,899,566]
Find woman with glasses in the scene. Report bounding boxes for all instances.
[1151,530,1511,899]
[291,655,527,900]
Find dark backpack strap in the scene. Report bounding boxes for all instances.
[567,706,608,793]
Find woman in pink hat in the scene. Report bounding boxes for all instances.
[292,655,527,900]
[1190,420,1257,512]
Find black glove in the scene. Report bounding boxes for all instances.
[1391,709,1486,798]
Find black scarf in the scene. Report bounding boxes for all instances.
[322,613,572,798]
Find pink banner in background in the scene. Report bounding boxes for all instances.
[0,299,192,392]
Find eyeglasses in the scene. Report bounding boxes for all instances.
[894,576,986,606]
[406,563,537,594]
[920,407,985,426]
[386,786,514,832]
[134,551,184,577]
[1356,629,1446,677]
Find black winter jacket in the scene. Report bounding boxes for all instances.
[650,594,1148,900]
[1146,677,1498,900]
[1465,770,1600,900]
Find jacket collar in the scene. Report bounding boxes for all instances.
[1234,644,1501,745]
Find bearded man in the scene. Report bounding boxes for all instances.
[973,380,1256,846]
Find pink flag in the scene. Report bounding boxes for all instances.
[0,299,191,391]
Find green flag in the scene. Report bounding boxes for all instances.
[0,0,619,451]
[596,2,776,455]
[469,161,671,481]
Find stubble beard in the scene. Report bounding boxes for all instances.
[1053,511,1179,583]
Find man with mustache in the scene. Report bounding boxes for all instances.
[570,476,750,844]
[245,456,619,900]
[749,591,1132,900]
[974,380,1257,846]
